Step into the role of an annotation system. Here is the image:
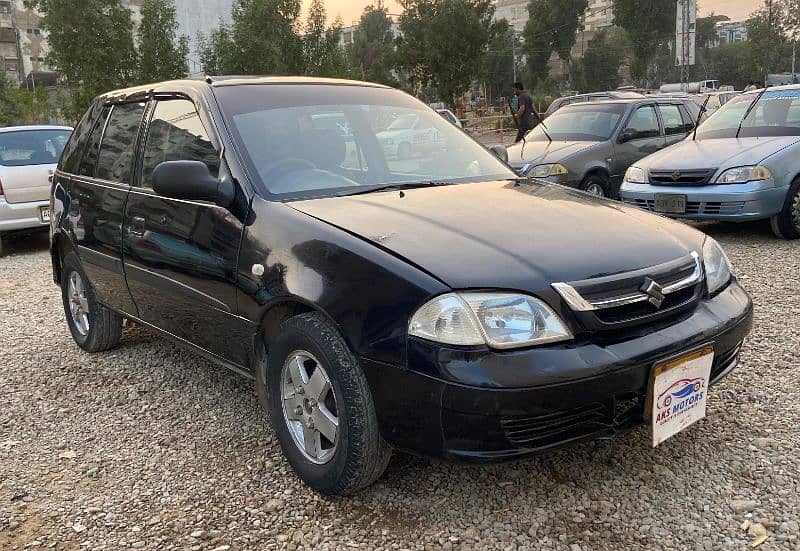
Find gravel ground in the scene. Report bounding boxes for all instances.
[1,223,799,551]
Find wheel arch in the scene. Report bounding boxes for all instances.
[51,232,77,286]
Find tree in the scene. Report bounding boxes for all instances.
[396,0,496,105]
[482,18,519,101]
[137,0,189,83]
[348,2,397,85]
[25,0,137,121]
[577,27,627,92]
[522,0,588,86]
[612,0,674,85]
[303,0,347,77]
[198,25,235,75]
[748,0,792,80]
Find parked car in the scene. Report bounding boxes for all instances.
[376,112,445,159]
[0,125,72,255]
[620,85,800,239]
[698,91,740,115]
[543,90,644,118]
[506,97,706,198]
[436,108,463,128]
[51,77,753,495]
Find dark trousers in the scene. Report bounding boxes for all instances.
[515,126,532,143]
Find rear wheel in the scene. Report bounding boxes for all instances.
[770,179,800,239]
[258,312,391,495]
[61,253,122,352]
[580,173,610,198]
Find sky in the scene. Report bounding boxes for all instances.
[309,0,763,27]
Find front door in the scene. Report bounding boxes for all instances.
[122,97,250,366]
[659,103,691,147]
[613,104,666,181]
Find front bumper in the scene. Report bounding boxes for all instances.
[620,181,789,221]
[364,281,753,460]
[0,197,50,232]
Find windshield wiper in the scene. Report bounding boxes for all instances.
[736,86,769,139]
[337,181,454,197]
[692,94,712,141]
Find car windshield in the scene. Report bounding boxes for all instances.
[526,103,626,141]
[696,89,800,139]
[0,129,71,166]
[215,84,515,198]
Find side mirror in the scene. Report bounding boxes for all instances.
[489,144,509,163]
[152,161,235,208]
[618,128,636,143]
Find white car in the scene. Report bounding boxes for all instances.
[377,113,444,159]
[0,125,72,255]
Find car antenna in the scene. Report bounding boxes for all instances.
[735,85,769,139]
[692,95,712,141]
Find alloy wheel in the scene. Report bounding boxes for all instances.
[792,189,800,232]
[68,271,90,336]
[281,351,339,464]
[585,182,606,197]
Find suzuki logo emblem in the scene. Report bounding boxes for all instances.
[640,277,665,308]
[671,170,682,181]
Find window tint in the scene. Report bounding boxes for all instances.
[659,104,686,135]
[0,129,70,166]
[625,106,660,139]
[60,103,101,173]
[140,99,219,189]
[96,102,146,183]
[78,105,111,177]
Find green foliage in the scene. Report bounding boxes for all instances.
[573,28,627,92]
[348,2,397,85]
[396,0,496,105]
[0,73,54,125]
[482,18,519,101]
[303,0,348,77]
[522,0,588,84]
[747,1,793,80]
[137,0,189,83]
[198,26,235,76]
[612,0,674,85]
[26,0,137,121]
[227,0,305,74]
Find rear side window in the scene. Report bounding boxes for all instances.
[625,106,661,139]
[659,104,686,135]
[140,98,219,189]
[96,102,146,183]
[78,105,111,177]
[60,102,101,173]
[0,129,70,166]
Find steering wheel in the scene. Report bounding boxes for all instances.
[261,158,316,184]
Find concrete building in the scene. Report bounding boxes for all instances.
[338,20,401,48]
[494,0,528,34]
[583,0,614,32]
[713,20,747,47]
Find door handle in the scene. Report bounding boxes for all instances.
[129,216,146,237]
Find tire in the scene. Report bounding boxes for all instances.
[61,252,122,352]
[580,173,611,198]
[258,312,391,495]
[769,179,800,239]
[397,142,412,160]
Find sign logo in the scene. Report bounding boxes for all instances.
[640,277,665,308]
[671,170,682,181]
[655,377,705,423]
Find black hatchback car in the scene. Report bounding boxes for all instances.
[51,77,753,495]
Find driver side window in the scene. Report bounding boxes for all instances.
[625,106,661,140]
[140,99,219,189]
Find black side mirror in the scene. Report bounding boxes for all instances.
[489,144,509,163]
[152,161,235,208]
[619,128,636,143]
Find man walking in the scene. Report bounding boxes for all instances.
[513,82,535,143]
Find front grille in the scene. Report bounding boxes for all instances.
[711,344,742,382]
[501,402,612,448]
[649,168,717,185]
[553,253,704,332]
[623,199,745,216]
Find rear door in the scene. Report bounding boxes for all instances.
[0,128,71,204]
[658,103,690,147]
[70,102,145,315]
[122,97,249,365]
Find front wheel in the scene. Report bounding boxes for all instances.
[770,180,800,239]
[259,312,391,495]
[580,174,610,198]
[61,253,122,352]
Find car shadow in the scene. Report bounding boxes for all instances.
[2,230,49,257]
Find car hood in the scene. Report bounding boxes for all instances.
[289,181,704,292]
[638,136,800,170]
[506,140,602,168]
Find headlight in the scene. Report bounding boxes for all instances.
[624,166,647,183]
[702,237,733,295]
[528,163,569,178]
[409,292,573,349]
[715,165,772,184]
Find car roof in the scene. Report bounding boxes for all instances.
[744,83,800,94]
[97,75,390,102]
[558,97,686,109]
[0,125,73,133]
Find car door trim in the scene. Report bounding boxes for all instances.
[77,244,124,274]
[123,262,232,313]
